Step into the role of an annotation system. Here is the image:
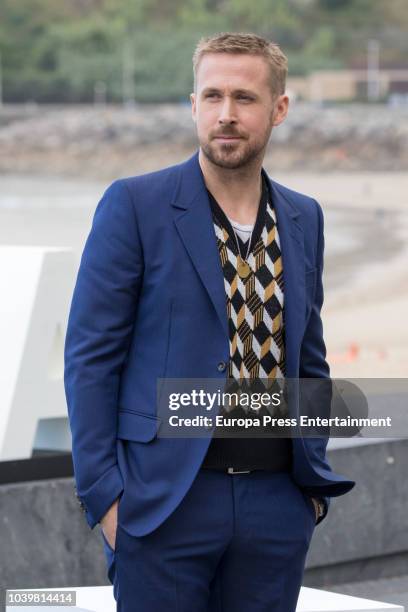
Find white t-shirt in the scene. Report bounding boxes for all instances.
[227,217,254,245]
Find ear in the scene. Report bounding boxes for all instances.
[190,92,197,123]
[272,94,289,127]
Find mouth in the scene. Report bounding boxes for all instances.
[213,135,242,142]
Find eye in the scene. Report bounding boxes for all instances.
[205,92,221,99]
[237,94,253,101]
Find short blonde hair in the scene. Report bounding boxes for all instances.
[192,32,288,97]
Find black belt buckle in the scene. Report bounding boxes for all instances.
[227,467,251,474]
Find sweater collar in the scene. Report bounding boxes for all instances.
[207,172,270,254]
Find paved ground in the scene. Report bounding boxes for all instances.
[327,574,408,608]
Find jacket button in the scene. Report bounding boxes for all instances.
[74,488,86,513]
[217,361,227,372]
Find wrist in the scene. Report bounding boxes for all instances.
[100,498,119,526]
[311,497,326,522]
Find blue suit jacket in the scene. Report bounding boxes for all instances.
[64,151,355,536]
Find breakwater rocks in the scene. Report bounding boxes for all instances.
[0,102,407,178]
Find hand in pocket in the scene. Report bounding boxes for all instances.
[100,497,120,551]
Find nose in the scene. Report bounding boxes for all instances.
[218,96,237,125]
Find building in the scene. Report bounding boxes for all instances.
[287,69,408,102]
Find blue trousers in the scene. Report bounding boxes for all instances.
[101,469,316,612]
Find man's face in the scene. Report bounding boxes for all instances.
[191,53,289,170]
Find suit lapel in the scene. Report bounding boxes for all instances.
[171,153,229,338]
[171,153,306,372]
[266,177,305,377]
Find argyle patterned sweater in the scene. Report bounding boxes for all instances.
[201,175,292,471]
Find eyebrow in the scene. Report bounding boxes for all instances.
[201,87,257,97]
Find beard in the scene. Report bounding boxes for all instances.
[199,128,272,170]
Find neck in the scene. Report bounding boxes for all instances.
[198,148,263,225]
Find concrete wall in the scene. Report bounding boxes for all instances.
[305,438,408,587]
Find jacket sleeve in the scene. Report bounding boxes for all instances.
[64,179,143,529]
[299,199,331,524]
[299,200,330,380]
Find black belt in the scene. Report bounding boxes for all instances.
[201,466,284,474]
[201,463,291,474]
[201,436,293,474]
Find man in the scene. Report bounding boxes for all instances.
[64,33,355,612]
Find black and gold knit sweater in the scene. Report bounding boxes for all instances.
[201,173,292,472]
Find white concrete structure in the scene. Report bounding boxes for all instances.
[0,246,77,460]
[5,585,404,611]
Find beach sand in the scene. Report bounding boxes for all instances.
[273,171,408,378]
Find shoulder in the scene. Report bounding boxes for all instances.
[98,160,183,221]
[116,160,182,200]
[271,179,322,216]
[270,178,324,235]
